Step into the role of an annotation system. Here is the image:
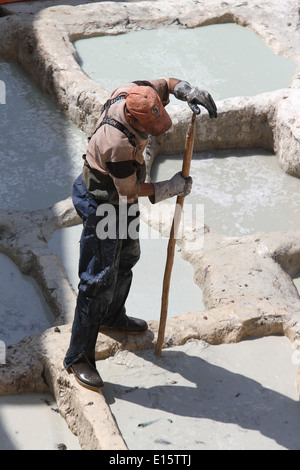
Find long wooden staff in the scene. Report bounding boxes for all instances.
[155,112,197,356]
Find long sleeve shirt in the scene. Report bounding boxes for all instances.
[84,78,170,203]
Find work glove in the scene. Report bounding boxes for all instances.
[173,80,218,118]
[149,172,193,204]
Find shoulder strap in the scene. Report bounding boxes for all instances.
[95,117,136,147]
[100,95,125,116]
[88,95,136,147]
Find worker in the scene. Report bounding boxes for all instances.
[64,78,217,391]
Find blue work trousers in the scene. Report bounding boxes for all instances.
[64,175,140,369]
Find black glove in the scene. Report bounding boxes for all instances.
[173,81,218,118]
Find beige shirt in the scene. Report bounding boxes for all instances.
[85,78,170,202]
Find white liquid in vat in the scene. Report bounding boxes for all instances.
[152,149,300,237]
[0,61,87,211]
[74,24,297,100]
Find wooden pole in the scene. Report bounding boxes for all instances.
[155,112,197,356]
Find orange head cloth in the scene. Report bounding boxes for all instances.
[125,86,172,136]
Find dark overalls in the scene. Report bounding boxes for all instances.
[63,175,140,369]
[64,98,143,369]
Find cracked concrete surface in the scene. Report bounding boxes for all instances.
[0,0,300,450]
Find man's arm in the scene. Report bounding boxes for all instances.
[138,182,154,197]
[168,78,181,93]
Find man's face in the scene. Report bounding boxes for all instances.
[125,110,148,134]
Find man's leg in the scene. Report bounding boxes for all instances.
[64,176,121,390]
[100,204,148,333]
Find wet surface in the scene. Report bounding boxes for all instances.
[100,336,300,450]
[0,392,81,450]
[152,148,300,237]
[0,61,86,211]
[75,24,297,100]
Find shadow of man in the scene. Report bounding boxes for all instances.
[101,339,300,450]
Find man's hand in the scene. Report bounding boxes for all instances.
[149,172,193,204]
[173,80,218,118]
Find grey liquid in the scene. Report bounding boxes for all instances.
[75,23,297,100]
[0,61,87,211]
